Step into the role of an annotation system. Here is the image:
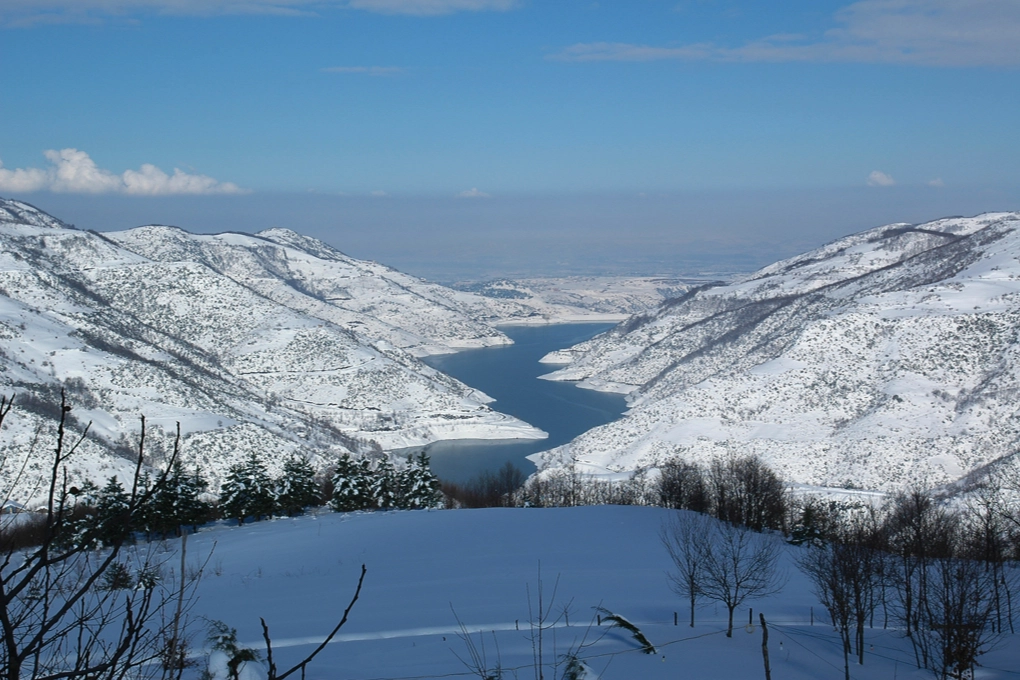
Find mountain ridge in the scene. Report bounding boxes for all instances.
[0,199,547,503]
[534,212,1020,494]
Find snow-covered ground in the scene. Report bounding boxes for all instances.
[157,506,1020,680]
[452,276,699,324]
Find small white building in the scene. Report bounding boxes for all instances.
[1,500,28,514]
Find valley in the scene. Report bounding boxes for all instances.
[0,198,677,503]
[4,198,1020,505]
[413,323,628,483]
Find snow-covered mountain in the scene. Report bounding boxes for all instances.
[535,213,1020,493]
[0,199,548,502]
[104,225,517,357]
[451,276,696,322]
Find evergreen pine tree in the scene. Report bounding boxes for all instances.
[146,461,182,538]
[57,480,101,549]
[219,452,277,524]
[145,460,211,537]
[74,479,101,507]
[370,458,400,510]
[276,455,320,516]
[396,456,414,510]
[133,472,155,536]
[330,453,372,512]
[178,464,211,531]
[94,476,132,547]
[399,452,442,509]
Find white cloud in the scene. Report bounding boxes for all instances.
[321,66,405,76]
[370,190,387,196]
[0,149,247,195]
[866,170,896,187]
[0,0,518,25]
[551,0,1020,67]
[928,177,946,187]
[43,148,122,193]
[0,161,48,193]
[456,187,490,198]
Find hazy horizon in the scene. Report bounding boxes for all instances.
[2,1,1018,282]
[15,184,1016,282]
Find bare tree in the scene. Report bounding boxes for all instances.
[992,457,1020,539]
[884,488,957,669]
[699,521,785,637]
[884,489,1017,679]
[450,606,504,680]
[708,455,787,532]
[656,458,709,512]
[660,511,711,627]
[447,462,527,508]
[798,540,856,680]
[796,512,886,680]
[918,552,1002,680]
[525,566,561,680]
[0,393,201,680]
[962,491,1017,635]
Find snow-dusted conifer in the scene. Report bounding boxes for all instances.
[219,452,277,524]
[399,452,442,509]
[276,455,320,516]
[147,460,210,537]
[94,476,132,546]
[330,453,371,512]
[370,458,400,510]
[146,469,177,538]
[183,465,211,526]
[73,479,100,507]
[54,479,101,549]
[562,655,596,679]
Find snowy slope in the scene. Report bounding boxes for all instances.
[536,213,1020,493]
[145,506,1020,680]
[0,200,544,503]
[452,275,696,323]
[105,226,513,356]
[107,227,686,342]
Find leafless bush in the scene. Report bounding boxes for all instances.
[0,392,203,680]
[707,455,788,532]
[442,462,527,508]
[657,458,710,512]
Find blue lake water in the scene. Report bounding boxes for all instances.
[410,323,628,483]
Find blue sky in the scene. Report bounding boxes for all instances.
[1,1,1019,280]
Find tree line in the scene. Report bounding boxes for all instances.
[442,452,789,529]
[790,489,1020,680]
[5,388,1019,680]
[649,452,1020,680]
[7,448,444,551]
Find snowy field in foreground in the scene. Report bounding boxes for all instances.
[171,506,1020,679]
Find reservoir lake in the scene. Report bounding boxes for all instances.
[411,323,628,483]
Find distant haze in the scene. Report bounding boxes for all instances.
[28,186,1020,282]
[3,3,1018,280]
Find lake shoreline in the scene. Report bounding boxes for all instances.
[399,323,627,484]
